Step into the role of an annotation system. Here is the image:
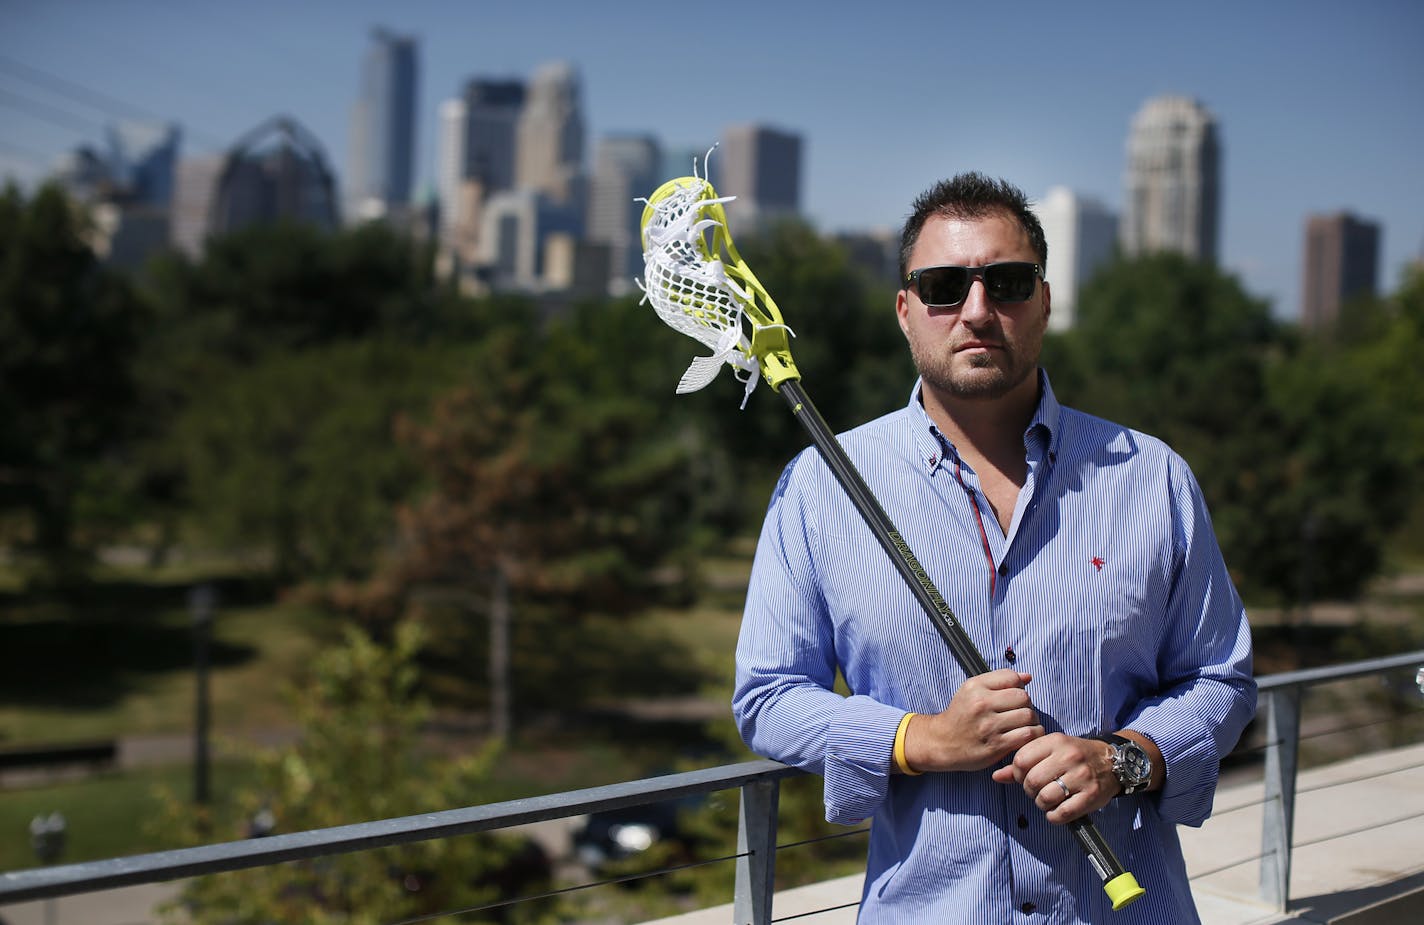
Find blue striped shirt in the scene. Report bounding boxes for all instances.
[732,373,1256,923]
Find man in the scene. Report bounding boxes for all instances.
[732,173,1255,922]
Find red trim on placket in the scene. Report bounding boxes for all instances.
[953,456,998,599]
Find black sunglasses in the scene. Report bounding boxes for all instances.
[904,262,1043,308]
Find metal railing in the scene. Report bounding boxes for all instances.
[1254,649,1424,911]
[3,650,1422,923]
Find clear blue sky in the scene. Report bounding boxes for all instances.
[2,0,1421,319]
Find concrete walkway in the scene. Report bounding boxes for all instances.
[1183,742,1424,924]
[0,881,179,925]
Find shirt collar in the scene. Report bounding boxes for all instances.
[906,369,1062,475]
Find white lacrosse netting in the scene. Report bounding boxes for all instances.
[637,175,766,408]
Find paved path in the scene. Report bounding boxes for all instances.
[0,882,179,925]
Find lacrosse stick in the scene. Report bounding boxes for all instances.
[638,172,1145,911]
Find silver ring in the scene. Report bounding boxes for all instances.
[1055,776,1071,798]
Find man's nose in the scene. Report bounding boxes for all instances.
[957,280,995,323]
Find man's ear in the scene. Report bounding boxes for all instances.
[895,288,912,336]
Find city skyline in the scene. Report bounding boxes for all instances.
[2,0,1421,319]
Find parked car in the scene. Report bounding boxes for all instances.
[573,793,706,873]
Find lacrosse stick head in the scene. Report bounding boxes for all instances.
[638,174,799,405]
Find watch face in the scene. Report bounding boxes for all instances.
[1118,742,1152,789]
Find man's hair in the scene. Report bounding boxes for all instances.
[898,173,1048,281]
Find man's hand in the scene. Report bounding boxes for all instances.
[903,669,1044,773]
[990,733,1118,824]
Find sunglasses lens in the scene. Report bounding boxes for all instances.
[917,267,970,306]
[986,264,1038,302]
[911,263,1039,305]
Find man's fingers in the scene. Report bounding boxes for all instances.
[1003,724,1045,760]
[976,668,1032,690]
[1045,792,1086,825]
[992,711,1042,741]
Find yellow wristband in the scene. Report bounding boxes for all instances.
[893,712,923,775]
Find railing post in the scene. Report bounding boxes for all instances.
[1259,684,1302,911]
[733,775,780,925]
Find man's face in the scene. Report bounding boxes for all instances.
[896,211,1051,403]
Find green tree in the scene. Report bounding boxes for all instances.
[1053,253,1279,462]
[737,219,909,429]
[131,221,509,574]
[159,621,556,924]
[1347,266,1424,558]
[0,182,149,579]
[141,221,446,364]
[397,294,725,603]
[170,340,471,579]
[1249,339,1411,605]
[333,296,732,721]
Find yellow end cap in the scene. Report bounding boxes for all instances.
[1105,871,1146,910]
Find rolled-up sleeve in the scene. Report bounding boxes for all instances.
[1125,454,1256,827]
[732,454,904,824]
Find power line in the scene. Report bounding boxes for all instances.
[0,85,102,136]
[0,136,52,168]
[0,54,158,121]
[0,54,229,152]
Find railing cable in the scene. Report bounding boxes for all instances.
[772,900,863,922]
[385,849,747,925]
[1229,701,1424,762]
[1209,749,1424,817]
[774,827,870,853]
[1189,807,1424,883]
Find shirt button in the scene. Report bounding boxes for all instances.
[1004,646,1016,664]
[1017,814,1028,829]
[1021,901,1037,913]
[998,562,1008,576]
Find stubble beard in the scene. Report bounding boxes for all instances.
[910,339,1037,402]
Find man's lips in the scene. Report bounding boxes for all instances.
[954,340,1003,352]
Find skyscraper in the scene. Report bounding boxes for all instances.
[463,79,525,195]
[515,61,585,208]
[587,134,662,294]
[1120,96,1220,263]
[1036,187,1118,331]
[435,79,526,255]
[717,124,802,231]
[1300,212,1381,330]
[436,98,470,243]
[347,27,417,223]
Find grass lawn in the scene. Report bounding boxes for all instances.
[0,593,339,745]
[0,732,676,873]
[0,760,261,871]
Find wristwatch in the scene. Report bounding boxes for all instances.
[1097,734,1153,796]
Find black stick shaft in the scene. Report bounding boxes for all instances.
[776,379,1131,889]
